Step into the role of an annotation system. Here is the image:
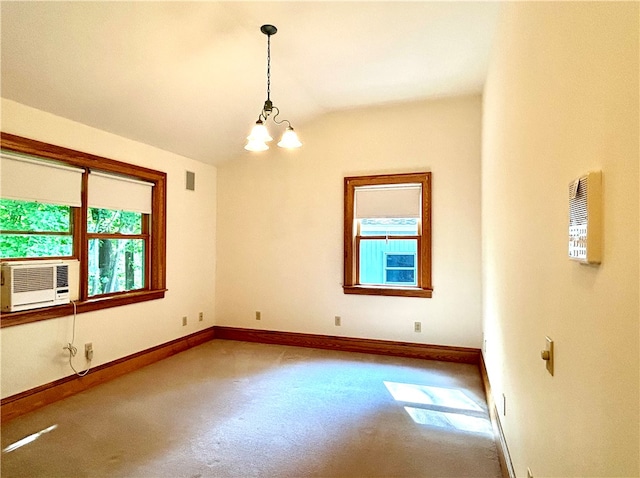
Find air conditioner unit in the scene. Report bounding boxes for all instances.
[1,261,70,312]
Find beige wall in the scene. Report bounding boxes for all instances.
[216,95,483,347]
[0,99,218,398]
[482,3,639,476]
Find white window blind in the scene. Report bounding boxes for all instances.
[88,171,153,214]
[355,184,421,218]
[1,151,83,207]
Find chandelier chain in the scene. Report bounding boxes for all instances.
[266,33,271,102]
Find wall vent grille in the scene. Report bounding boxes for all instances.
[186,171,195,191]
[568,171,602,264]
[569,178,588,226]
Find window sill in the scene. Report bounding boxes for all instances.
[343,285,433,298]
[0,289,167,328]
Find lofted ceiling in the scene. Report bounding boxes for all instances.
[1,2,501,166]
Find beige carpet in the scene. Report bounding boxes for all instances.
[1,339,502,477]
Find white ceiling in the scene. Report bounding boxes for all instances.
[1,2,501,166]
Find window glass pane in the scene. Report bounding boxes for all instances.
[386,269,415,284]
[386,254,415,268]
[87,208,142,234]
[0,199,72,259]
[0,234,72,258]
[359,239,417,285]
[88,238,145,296]
[360,218,418,236]
[0,198,70,233]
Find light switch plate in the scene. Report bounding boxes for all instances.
[545,336,554,376]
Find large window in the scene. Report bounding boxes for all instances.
[0,133,167,326]
[343,172,432,298]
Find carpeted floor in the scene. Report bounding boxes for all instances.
[1,339,502,477]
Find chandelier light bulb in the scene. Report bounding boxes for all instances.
[277,127,302,149]
[247,120,273,143]
[244,139,269,152]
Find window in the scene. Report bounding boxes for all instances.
[1,133,167,326]
[0,151,82,261]
[87,208,146,296]
[86,171,153,297]
[343,172,432,298]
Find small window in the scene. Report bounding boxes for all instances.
[384,252,417,285]
[343,172,432,298]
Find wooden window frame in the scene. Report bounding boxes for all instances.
[0,133,167,328]
[343,172,432,298]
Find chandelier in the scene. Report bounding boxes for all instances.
[245,24,302,152]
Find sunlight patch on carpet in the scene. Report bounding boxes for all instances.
[383,382,482,412]
[383,382,491,435]
[403,407,492,435]
[2,424,58,453]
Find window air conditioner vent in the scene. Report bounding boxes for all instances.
[57,264,69,288]
[13,267,54,293]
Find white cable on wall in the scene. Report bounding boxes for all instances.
[62,301,92,377]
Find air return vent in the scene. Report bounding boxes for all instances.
[186,171,195,191]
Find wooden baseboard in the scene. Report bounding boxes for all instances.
[1,327,215,423]
[479,353,515,478]
[2,326,482,424]
[213,326,481,364]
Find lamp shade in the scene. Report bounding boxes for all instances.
[244,140,269,152]
[247,120,273,142]
[277,127,302,149]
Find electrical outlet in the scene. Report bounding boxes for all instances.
[255,311,261,320]
[414,321,421,333]
[85,343,93,361]
[335,316,341,326]
[199,312,203,322]
[182,316,187,326]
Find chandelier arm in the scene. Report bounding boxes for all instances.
[270,106,292,128]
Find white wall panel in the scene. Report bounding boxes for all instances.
[216,95,483,348]
[482,3,639,476]
[0,98,217,398]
